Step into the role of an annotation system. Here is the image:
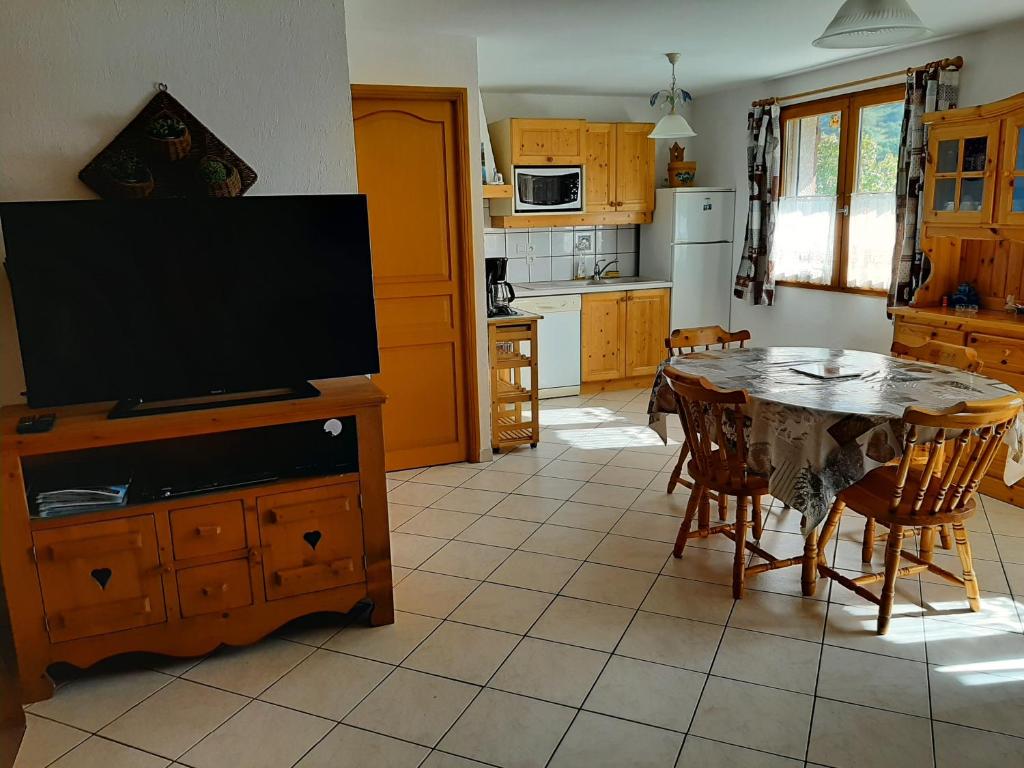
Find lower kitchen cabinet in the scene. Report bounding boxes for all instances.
[582,288,670,383]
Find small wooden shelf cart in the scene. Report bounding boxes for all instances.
[488,312,542,452]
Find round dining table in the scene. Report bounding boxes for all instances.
[647,346,1024,531]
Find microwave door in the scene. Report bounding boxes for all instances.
[516,170,582,212]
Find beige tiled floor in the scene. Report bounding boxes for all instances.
[17,389,1024,767]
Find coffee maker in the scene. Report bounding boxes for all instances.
[486,257,517,317]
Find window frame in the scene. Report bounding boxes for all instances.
[776,83,905,296]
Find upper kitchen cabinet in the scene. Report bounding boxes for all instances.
[491,118,586,167]
[922,91,1024,239]
[586,122,656,214]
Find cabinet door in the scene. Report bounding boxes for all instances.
[581,291,627,381]
[625,289,671,377]
[512,119,585,165]
[585,123,615,212]
[258,483,365,601]
[923,121,1000,225]
[998,114,1024,227]
[33,516,167,642]
[614,123,656,212]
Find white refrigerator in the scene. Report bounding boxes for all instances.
[640,187,736,331]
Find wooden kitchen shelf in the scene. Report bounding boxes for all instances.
[482,184,513,199]
[487,314,540,452]
[489,210,652,229]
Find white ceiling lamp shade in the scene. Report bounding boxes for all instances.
[813,0,931,49]
[649,52,696,139]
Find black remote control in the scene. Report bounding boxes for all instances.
[16,413,56,434]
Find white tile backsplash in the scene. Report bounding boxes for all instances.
[484,225,640,283]
[551,255,574,280]
[528,256,552,282]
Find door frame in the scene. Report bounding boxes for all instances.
[350,84,481,465]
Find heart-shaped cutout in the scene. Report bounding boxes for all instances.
[303,530,322,551]
[91,568,112,590]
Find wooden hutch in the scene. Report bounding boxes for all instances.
[890,91,1024,505]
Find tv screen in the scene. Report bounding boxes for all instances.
[2,195,379,408]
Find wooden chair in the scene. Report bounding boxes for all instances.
[866,340,985,561]
[664,368,803,598]
[664,326,754,526]
[807,395,1022,634]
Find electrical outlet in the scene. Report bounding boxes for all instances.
[516,243,529,254]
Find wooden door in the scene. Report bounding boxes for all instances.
[33,516,167,642]
[0,573,25,767]
[582,291,627,381]
[353,87,477,470]
[625,289,671,377]
[998,113,1024,227]
[923,121,1000,226]
[614,123,656,212]
[585,123,615,212]
[512,119,585,165]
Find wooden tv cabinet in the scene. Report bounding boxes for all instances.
[0,377,393,704]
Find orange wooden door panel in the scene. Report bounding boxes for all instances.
[581,291,627,381]
[33,516,166,642]
[615,123,655,212]
[625,289,671,376]
[585,123,615,212]
[353,92,472,470]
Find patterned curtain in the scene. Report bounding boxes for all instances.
[734,104,781,306]
[886,67,960,310]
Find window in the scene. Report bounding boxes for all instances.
[774,84,904,293]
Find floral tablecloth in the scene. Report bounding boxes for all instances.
[648,346,1024,531]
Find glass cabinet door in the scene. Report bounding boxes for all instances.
[1001,119,1024,225]
[925,122,998,224]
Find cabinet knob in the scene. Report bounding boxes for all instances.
[202,583,229,597]
[546,156,553,162]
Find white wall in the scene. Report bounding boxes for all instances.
[0,0,358,405]
[688,20,1024,353]
[345,25,492,461]
[483,92,697,187]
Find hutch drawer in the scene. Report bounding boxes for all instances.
[170,500,246,561]
[257,483,365,600]
[967,332,1024,374]
[176,559,253,618]
[32,516,166,643]
[892,320,966,347]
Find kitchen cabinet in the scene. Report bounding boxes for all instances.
[585,122,656,214]
[490,118,586,167]
[921,91,1024,238]
[582,288,670,383]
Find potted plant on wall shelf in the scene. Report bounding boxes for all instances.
[101,149,154,198]
[145,112,191,161]
[197,155,241,197]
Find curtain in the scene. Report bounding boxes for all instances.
[734,104,781,306]
[886,67,960,310]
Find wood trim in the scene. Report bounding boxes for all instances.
[482,184,512,199]
[350,84,481,464]
[775,280,887,297]
[923,91,1024,126]
[489,211,652,229]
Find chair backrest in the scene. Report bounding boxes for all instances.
[891,339,983,373]
[666,326,751,357]
[663,366,751,488]
[892,395,1022,518]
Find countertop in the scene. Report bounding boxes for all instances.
[486,310,543,324]
[511,277,672,297]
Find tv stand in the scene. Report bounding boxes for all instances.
[108,382,321,419]
[1,377,393,704]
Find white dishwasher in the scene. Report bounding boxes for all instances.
[514,294,582,398]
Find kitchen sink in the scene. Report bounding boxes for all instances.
[517,276,659,291]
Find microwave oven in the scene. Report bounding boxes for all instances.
[514,166,584,213]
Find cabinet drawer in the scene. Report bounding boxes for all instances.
[257,483,365,601]
[170,500,246,561]
[967,333,1024,374]
[893,321,966,347]
[33,516,166,642]
[177,560,253,618]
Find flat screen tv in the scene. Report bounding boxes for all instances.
[2,195,379,414]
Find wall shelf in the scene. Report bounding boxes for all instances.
[482,184,513,199]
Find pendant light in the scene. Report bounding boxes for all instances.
[813,0,931,49]
[649,53,696,139]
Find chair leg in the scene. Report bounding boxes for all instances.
[718,492,728,522]
[673,486,703,559]
[667,443,689,494]
[878,525,904,635]
[697,489,711,536]
[919,526,936,564]
[952,521,982,612]
[752,496,763,540]
[862,518,875,563]
[733,496,749,599]
[802,522,818,597]
[816,500,845,568]
[939,523,953,551]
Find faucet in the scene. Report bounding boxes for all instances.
[592,256,619,282]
